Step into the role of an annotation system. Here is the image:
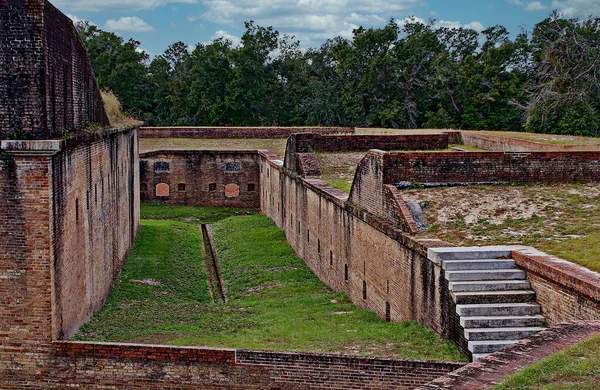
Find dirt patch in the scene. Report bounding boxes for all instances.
[131,279,162,287]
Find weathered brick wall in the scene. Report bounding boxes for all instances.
[1,341,463,389]
[283,133,449,174]
[381,151,600,185]
[259,152,467,355]
[52,129,140,339]
[511,249,600,326]
[461,132,599,152]
[0,0,108,140]
[139,126,355,139]
[0,127,139,369]
[140,150,261,208]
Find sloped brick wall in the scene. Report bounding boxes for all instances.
[0,0,108,140]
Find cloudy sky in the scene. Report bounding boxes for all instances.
[54,0,600,57]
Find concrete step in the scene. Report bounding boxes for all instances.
[460,315,546,328]
[445,269,526,282]
[456,303,542,317]
[468,340,519,354]
[442,259,516,271]
[452,290,536,305]
[472,353,491,361]
[428,246,518,264]
[449,280,531,292]
[465,327,546,341]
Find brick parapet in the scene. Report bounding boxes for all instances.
[139,126,355,139]
[462,132,600,152]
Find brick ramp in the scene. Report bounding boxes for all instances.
[415,321,600,389]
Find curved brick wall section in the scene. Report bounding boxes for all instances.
[139,126,355,139]
[0,0,109,140]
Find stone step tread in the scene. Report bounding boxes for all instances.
[457,304,542,317]
[449,280,531,292]
[468,340,520,354]
[461,315,545,321]
[452,290,536,304]
[445,269,526,281]
[443,259,516,266]
[465,327,546,341]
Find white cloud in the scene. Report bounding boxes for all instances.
[525,1,548,11]
[53,0,198,12]
[207,30,241,47]
[67,14,83,24]
[190,0,420,46]
[104,16,156,33]
[506,0,523,4]
[397,17,485,33]
[551,0,600,17]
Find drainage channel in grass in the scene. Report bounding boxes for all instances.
[74,205,466,362]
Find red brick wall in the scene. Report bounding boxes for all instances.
[461,132,599,152]
[0,127,139,354]
[140,150,261,208]
[52,128,140,339]
[0,0,109,140]
[1,341,462,389]
[139,126,354,139]
[511,249,600,326]
[260,153,467,355]
[381,151,600,185]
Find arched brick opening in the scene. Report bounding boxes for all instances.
[156,183,170,197]
[225,183,239,198]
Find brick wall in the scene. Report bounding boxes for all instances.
[511,248,600,326]
[0,0,108,140]
[381,151,600,185]
[461,132,599,152]
[139,126,355,139]
[1,341,463,389]
[259,152,468,355]
[0,127,139,358]
[139,150,261,208]
[51,129,140,339]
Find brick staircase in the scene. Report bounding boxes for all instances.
[429,247,546,361]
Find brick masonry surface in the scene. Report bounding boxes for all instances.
[0,0,108,140]
[140,150,261,208]
[139,126,355,139]
[462,132,600,152]
[416,322,600,389]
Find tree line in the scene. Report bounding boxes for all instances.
[76,12,600,136]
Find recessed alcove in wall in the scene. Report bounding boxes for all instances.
[156,183,170,197]
[225,183,240,198]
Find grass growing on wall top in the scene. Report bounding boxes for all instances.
[75,205,466,362]
[493,334,600,389]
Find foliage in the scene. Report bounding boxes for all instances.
[78,14,600,136]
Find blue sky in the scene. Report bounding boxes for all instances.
[53,0,600,57]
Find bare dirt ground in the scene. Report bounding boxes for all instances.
[140,138,287,156]
[475,131,600,146]
[402,183,600,272]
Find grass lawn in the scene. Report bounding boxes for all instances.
[404,183,600,273]
[139,138,287,156]
[74,205,466,361]
[493,334,600,390]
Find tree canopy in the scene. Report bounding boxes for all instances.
[76,14,600,136]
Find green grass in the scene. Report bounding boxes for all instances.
[140,203,257,222]
[326,178,353,193]
[139,138,287,156]
[493,334,600,390]
[74,205,466,361]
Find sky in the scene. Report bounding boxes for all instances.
[53,0,600,57]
